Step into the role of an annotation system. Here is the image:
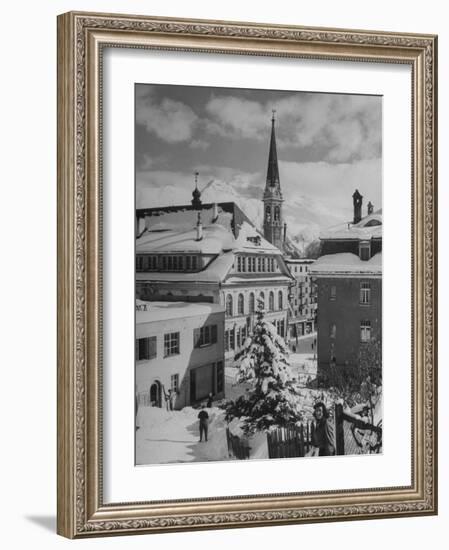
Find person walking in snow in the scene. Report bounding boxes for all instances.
[198,405,209,442]
[311,402,335,456]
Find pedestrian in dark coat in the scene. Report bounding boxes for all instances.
[312,402,335,456]
[198,405,209,442]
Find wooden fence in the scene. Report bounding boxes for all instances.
[226,428,251,460]
[266,422,314,459]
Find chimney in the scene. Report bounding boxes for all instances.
[212,202,218,222]
[283,222,287,243]
[196,212,203,241]
[352,189,363,224]
[367,201,373,215]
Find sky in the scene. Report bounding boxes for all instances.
[135,83,382,243]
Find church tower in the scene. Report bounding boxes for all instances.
[263,111,284,250]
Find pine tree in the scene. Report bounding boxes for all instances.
[222,300,303,435]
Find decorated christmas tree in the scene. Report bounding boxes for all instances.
[222,300,303,435]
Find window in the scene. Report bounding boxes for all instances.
[241,256,246,272]
[238,293,244,315]
[360,320,371,342]
[274,206,280,221]
[185,256,191,270]
[170,374,179,393]
[225,330,230,352]
[249,292,255,313]
[269,291,274,311]
[359,241,371,261]
[258,257,262,271]
[136,256,143,271]
[252,257,256,272]
[237,256,242,272]
[278,290,283,310]
[262,257,266,272]
[330,285,337,301]
[164,332,180,357]
[226,294,233,317]
[230,328,235,350]
[259,291,265,310]
[360,282,371,304]
[136,336,157,361]
[236,328,241,349]
[271,258,276,271]
[266,205,271,221]
[194,325,218,347]
[191,256,198,270]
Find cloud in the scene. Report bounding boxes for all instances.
[190,139,210,150]
[204,96,267,140]
[202,92,381,163]
[136,92,198,143]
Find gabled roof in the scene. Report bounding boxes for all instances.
[320,209,382,241]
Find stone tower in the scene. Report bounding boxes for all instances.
[263,112,284,249]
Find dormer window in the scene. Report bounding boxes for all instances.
[359,241,371,261]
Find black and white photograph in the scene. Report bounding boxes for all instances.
[134,83,383,465]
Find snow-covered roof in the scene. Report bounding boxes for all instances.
[320,209,382,241]
[136,300,224,324]
[136,205,281,256]
[309,252,382,276]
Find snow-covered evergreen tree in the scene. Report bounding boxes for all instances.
[222,300,303,435]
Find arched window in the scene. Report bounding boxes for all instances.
[265,206,271,222]
[278,290,283,310]
[226,294,233,317]
[274,206,280,221]
[269,291,275,311]
[259,292,265,310]
[249,292,255,314]
[237,293,244,315]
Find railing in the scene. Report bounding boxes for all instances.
[266,422,314,459]
[334,403,382,455]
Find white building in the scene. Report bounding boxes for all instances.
[136,300,225,409]
[135,202,294,365]
[285,258,317,340]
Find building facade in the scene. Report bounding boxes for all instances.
[285,258,317,341]
[135,300,225,409]
[310,195,382,385]
[135,202,293,366]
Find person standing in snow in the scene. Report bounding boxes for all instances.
[206,392,213,408]
[312,402,335,456]
[198,405,209,442]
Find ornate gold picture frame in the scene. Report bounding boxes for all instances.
[57,11,437,538]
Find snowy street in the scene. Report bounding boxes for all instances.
[136,406,229,465]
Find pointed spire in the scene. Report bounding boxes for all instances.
[266,110,280,190]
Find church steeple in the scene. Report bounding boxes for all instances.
[263,111,284,250]
[265,110,281,191]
